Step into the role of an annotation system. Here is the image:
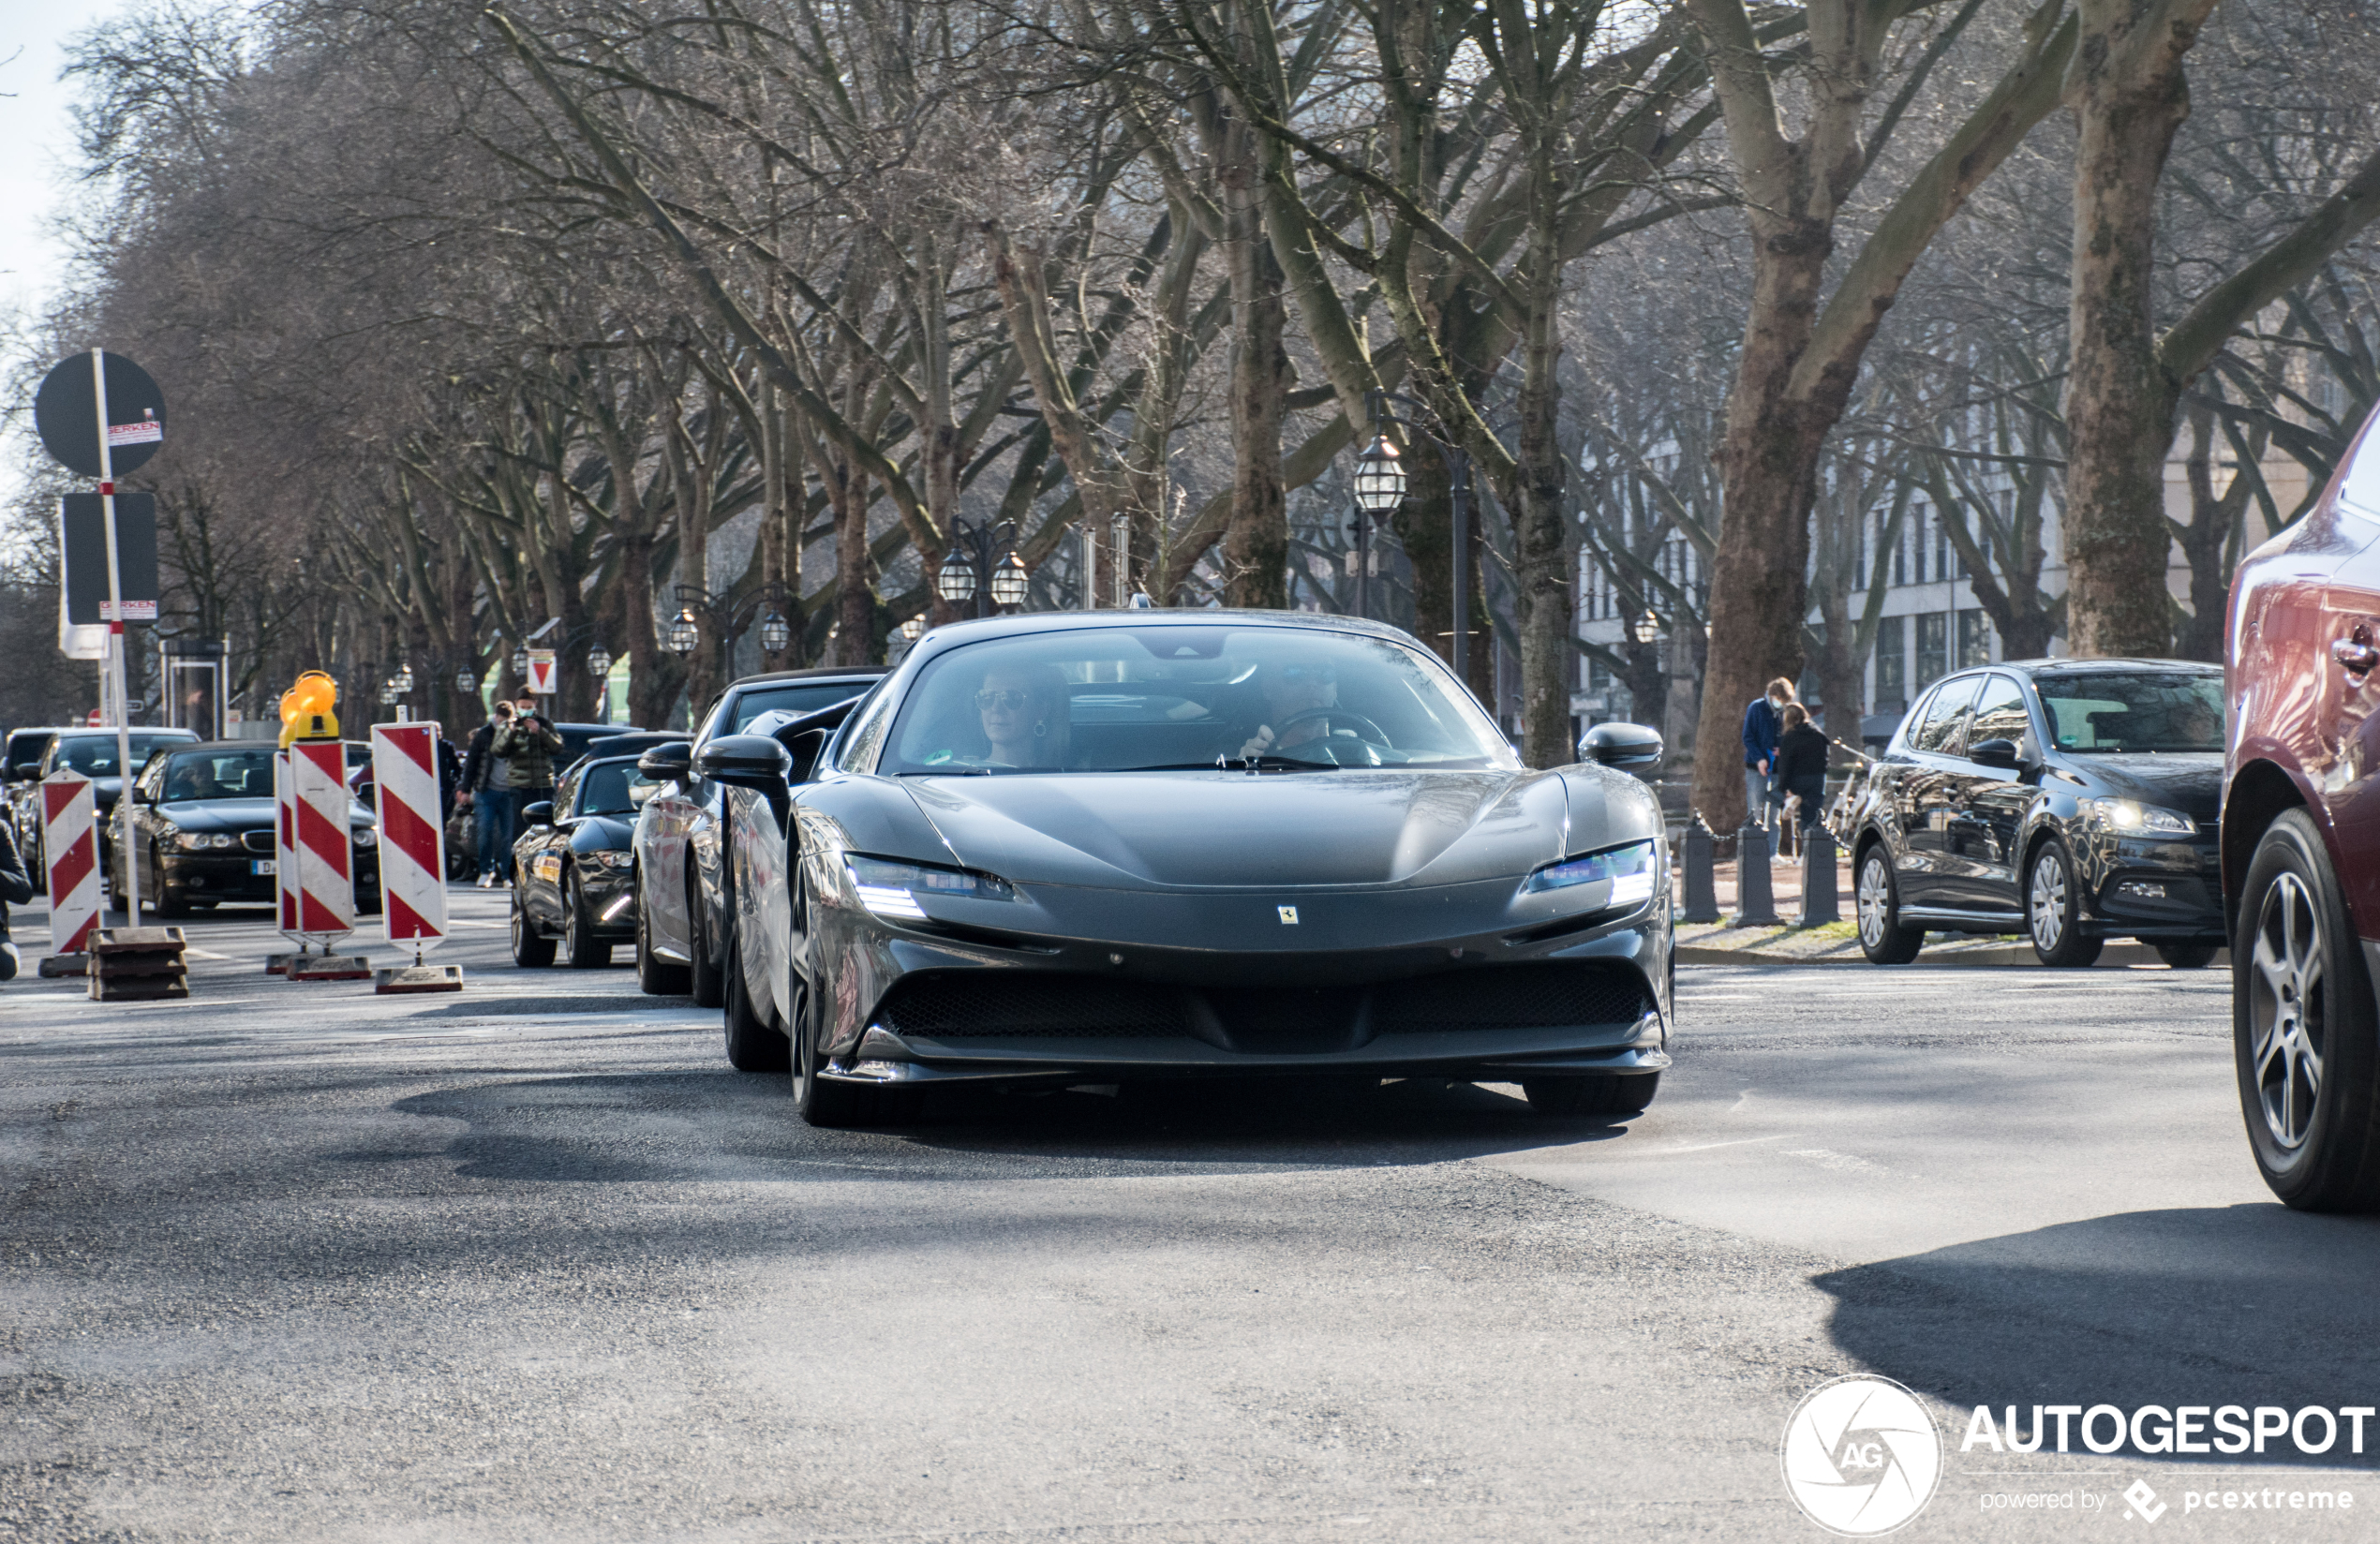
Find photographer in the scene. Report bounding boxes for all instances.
[0,817,35,982]
[492,695,564,858]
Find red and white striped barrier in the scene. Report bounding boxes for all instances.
[40,769,100,957]
[371,721,446,954]
[289,740,354,946]
[275,750,297,937]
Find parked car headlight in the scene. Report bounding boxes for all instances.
[1524,838,1659,905]
[2084,798,2195,836]
[174,830,237,852]
[841,854,1015,920]
[352,824,379,848]
[580,848,633,869]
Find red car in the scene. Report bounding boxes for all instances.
[2224,405,2380,1210]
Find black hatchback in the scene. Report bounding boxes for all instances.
[1842,659,2225,968]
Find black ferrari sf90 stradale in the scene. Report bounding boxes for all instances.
[686,611,1673,1126]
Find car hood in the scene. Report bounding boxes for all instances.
[569,814,636,850]
[156,797,373,830]
[2072,753,2224,818]
[899,769,1581,890]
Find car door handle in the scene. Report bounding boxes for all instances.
[2333,637,2379,674]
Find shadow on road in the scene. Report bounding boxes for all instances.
[1817,1203,2380,1464]
[377,1070,1643,1182]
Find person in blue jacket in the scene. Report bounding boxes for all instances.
[1741,676,1798,859]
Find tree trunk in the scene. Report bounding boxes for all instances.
[1221,138,1289,610]
[2060,0,2217,658]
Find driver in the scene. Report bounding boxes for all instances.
[976,662,1072,767]
[1236,659,1340,759]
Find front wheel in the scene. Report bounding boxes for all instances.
[790,974,918,1127]
[563,872,610,968]
[510,888,555,968]
[688,879,725,1008]
[2026,839,2103,968]
[722,924,790,1072]
[2236,809,2380,1211]
[1524,1072,1659,1116]
[2157,942,2220,970]
[634,876,691,995]
[1855,846,1925,965]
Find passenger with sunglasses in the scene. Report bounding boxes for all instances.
[1236,659,1343,760]
[975,663,1072,768]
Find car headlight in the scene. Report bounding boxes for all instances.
[2084,798,2195,836]
[581,849,633,869]
[352,824,379,848]
[1524,838,1659,906]
[841,854,1015,920]
[173,830,236,852]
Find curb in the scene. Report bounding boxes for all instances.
[1678,941,2225,970]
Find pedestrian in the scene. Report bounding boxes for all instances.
[460,701,514,886]
[1773,703,1831,840]
[1741,676,1797,860]
[0,816,35,982]
[494,696,565,864]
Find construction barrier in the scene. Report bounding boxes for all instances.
[371,721,448,955]
[40,769,100,958]
[289,739,354,946]
[275,748,298,941]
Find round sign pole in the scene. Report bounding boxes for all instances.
[89,348,139,928]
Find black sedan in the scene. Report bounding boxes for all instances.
[1842,659,2225,968]
[688,610,1673,1127]
[116,740,382,916]
[632,666,886,1002]
[8,727,200,872]
[509,754,661,967]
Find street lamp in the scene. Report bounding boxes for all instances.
[454,665,477,695]
[586,644,613,681]
[392,661,414,695]
[1353,435,1406,515]
[667,609,700,657]
[899,615,925,642]
[758,611,791,654]
[1358,393,1475,678]
[991,551,1031,609]
[1632,609,1666,646]
[939,518,1024,618]
[512,644,530,678]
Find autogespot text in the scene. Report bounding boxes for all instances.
[1963,1403,2377,1456]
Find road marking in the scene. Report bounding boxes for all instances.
[1663,1134,1788,1153]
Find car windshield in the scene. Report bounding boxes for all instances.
[730,681,871,734]
[159,750,275,800]
[2036,672,2223,753]
[58,734,186,777]
[575,762,662,816]
[881,627,1516,774]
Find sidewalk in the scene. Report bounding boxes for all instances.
[1672,852,2224,968]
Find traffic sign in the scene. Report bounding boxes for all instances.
[33,352,167,477]
[526,648,558,695]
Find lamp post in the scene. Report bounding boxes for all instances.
[937,517,1028,619]
[1358,392,1476,684]
[670,582,795,678]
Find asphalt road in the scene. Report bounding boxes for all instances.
[4,889,2377,1542]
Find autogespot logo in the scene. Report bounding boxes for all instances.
[1781,1375,1945,1536]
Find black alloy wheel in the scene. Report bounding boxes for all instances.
[635,871,691,995]
[721,925,791,1072]
[2235,809,2380,1211]
[148,858,187,919]
[563,870,610,968]
[1524,1072,1661,1116]
[790,970,918,1128]
[510,885,555,968]
[2025,839,2104,968]
[2156,943,2220,969]
[688,875,725,1008]
[1854,844,1925,965]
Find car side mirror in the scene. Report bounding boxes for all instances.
[1580,722,1664,772]
[693,734,792,790]
[7,762,38,782]
[636,742,692,779]
[521,801,555,827]
[1969,737,2020,771]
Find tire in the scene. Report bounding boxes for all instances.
[149,861,187,919]
[790,972,918,1127]
[2156,943,2220,970]
[562,870,610,969]
[688,876,725,1009]
[2234,809,2380,1211]
[1854,844,1925,965]
[635,874,691,995]
[510,887,555,968]
[722,925,791,1072]
[2025,839,2104,968]
[1524,1072,1660,1116]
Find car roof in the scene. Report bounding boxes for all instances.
[901,608,1433,667]
[53,726,200,739]
[1989,658,2221,676]
[156,740,278,754]
[570,753,651,771]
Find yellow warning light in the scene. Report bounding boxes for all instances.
[278,672,342,746]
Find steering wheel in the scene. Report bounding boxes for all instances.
[1271,706,1392,750]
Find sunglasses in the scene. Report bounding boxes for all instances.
[974,690,1036,710]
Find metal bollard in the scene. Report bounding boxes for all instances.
[1679,815,1720,924]
[1733,819,1780,927]
[1798,824,1841,927]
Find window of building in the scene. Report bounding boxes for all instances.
[1957,607,1991,668]
[1916,612,1948,688]
[1874,615,1906,707]
[1893,512,1907,586]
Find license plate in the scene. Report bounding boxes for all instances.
[251,859,277,876]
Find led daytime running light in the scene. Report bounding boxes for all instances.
[1525,839,1659,905]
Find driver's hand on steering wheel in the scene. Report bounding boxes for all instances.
[1237,724,1277,759]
